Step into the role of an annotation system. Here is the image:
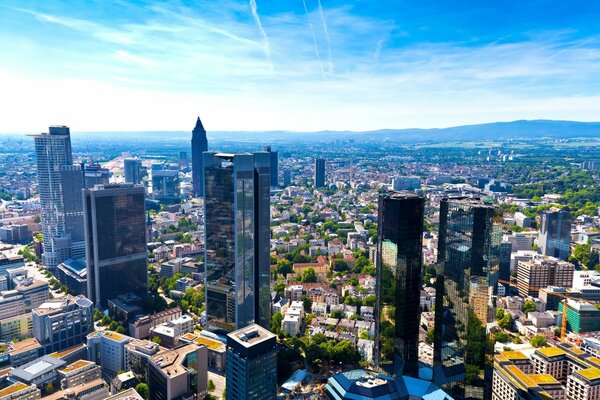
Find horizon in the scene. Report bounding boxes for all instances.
[2,1,600,132]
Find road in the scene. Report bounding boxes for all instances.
[208,370,226,399]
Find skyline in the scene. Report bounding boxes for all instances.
[2,1,600,132]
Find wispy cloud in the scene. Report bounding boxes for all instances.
[248,0,273,72]
[317,0,334,74]
[302,0,325,76]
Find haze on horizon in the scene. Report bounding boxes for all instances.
[1,0,600,133]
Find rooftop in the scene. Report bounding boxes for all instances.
[0,381,31,397]
[59,360,94,374]
[536,347,566,358]
[501,351,528,361]
[6,338,41,355]
[227,324,275,348]
[576,368,600,381]
[150,343,198,378]
[11,355,66,381]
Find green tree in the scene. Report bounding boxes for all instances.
[273,282,286,297]
[135,383,149,400]
[494,331,510,343]
[530,335,548,348]
[498,313,513,330]
[362,294,376,307]
[276,259,293,276]
[301,296,312,312]
[331,309,344,319]
[208,379,216,392]
[301,267,317,283]
[270,312,283,334]
[522,300,537,314]
[496,308,505,320]
[426,328,434,344]
[333,259,349,272]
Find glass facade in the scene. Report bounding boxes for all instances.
[84,185,147,306]
[314,158,325,187]
[539,210,572,260]
[433,198,502,400]
[191,117,208,197]
[375,192,424,377]
[203,152,270,332]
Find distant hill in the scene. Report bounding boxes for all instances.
[6,119,598,144]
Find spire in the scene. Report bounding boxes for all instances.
[193,116,205,133]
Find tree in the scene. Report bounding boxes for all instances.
[100,315,111,326]
[276,259,293,276]
[135,383,149,400]
[522,300,537,314]
[362,294,376,307]
[116,326,126,334]
[270,312,283,334]
[301,296,312,312]
[151,336,161,345]
[530,335,547,348]
[333,259,349,272]
[330,340,360,365]
[301,267,317,283]
[496,308,505,320]
[273,282,286,297]
[208,379,216,392]
[498,313,513,330]
[494,331,510,343]
[426,328,434,344]
[331,309,344,319]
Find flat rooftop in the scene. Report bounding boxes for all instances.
[151,344,198,378]
[227,323,275,348]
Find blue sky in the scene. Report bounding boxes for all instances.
[1,0,600,132]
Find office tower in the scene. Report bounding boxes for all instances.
[499,241,512,282]
[539,209,572,260]
[151,167,180,203]
[179,151,189,169]
[226,324,277,400]
[31,125,85,269]
[147,343,208,400]
[516,256,574,297]
[374,192,424,377]
[264,146,279,187]
[191,116,208,197]
[83,163,110,188]
[314,158,326,187]
[433,197,502,400]
[83,184,147,307]
[203,152,270,332]
[392,176,421,191]
[32,295,93,354]
[124,158,143,184]
[283,169,292,187]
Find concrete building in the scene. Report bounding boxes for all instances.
[516,256,574,297]
[147,343,208,400]
[514,212,532,228]
[504,233,534,252]
[226,324,277,400]
[32,295,93,354]
[0,338,43,368]
[87,330,131,374]
[558,300,600,333]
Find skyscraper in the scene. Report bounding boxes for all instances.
[31,126,85,269]
[83,184,147,307]
[203,152,270,332]
[191,117,208,197]
[264,146,278,187]
[283,169,292,187]
[151,166,180,203]
[433,197,502,400]
[123,158,142,184]
[315,158,325,188]
[226,324,277,400]
[374,192,424,377]
[539,209,572,260]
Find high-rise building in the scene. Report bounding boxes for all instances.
[374,192,424,377]
[124,158,143,185]
[147,343,208,400]
[433,197,502,400]
[539,209,572,260]
[283,169,292,187]
[32,295,93,354]
[203,152,270,332]
[264,146,278,187]
[314,158,326,188]
[151,167,180,203]
[83,163,110,188]
[191,117,208,197]
[179,151,189,169]
[83,184,147,307]
[226,324,277,400]
[499,241,512,282]
[31,126,85,269]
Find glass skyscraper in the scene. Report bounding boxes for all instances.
[375,192,424,377]
[31,126,85,269]
[83,184,148,307]
[203,152,271,332]
[191,117,208,197]
[264,146,279,187]
[538,209,572,260]
[123,158,143,184]
[314,158,326,188]
[433,197,502,400]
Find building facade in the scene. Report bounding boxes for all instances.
[375,192,424,377]
[124,158,143,185]
[264,146,278,187]
[83,184,147,307]
[314,158,326,188]
[203,152,271,332]
[434,197,502,400]
[539,209,572,261]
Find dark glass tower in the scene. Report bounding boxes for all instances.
[314,158,325,188]
[191,117,208,197]
[433,197,501,400]
[374,192,424,377]
[83,184,148,307]
[538,209,572,260]
[123,158,142,184]
[264,146,279,187]
[203,152,271,332]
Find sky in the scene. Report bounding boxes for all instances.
[1,0,600,132]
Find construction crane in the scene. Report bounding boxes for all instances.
[497,278,599,342]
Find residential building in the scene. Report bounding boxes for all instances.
[147,343,208,400]
[434,197,502,400]
[203,152,270,332]
[314,158,326,188]
[375,192,424,377]
[128,307,182,339]
[191,116,208,197]
[124,338,163,375]
[32,295,93,354]
[31,126,85,269]
[83,184,147,307]
[539,209,572,261]
[226,324,277,400]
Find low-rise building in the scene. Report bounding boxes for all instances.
[87,331,131,374]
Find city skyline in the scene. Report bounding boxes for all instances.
[1,1,600,132]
